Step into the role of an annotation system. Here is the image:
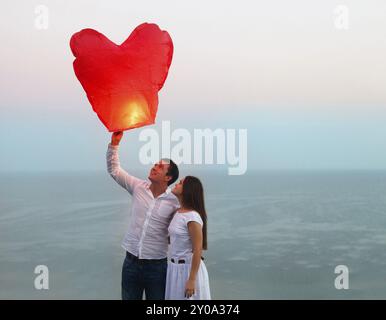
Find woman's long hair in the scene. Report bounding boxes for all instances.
[181,176,208,250]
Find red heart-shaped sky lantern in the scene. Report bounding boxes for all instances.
[70,23,173,132]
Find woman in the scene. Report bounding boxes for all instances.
[165,176,211,300]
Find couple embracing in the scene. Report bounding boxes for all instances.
[106,131,211,300]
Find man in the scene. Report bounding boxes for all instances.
[106,131,180,300]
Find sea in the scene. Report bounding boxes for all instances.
[1,170,386,299]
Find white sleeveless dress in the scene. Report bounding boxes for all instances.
[165,210,211,300]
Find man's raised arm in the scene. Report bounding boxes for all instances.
[106,131,143,195]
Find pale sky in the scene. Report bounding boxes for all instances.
[1,0,386,172]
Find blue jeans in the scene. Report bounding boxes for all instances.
[121,251,167,300]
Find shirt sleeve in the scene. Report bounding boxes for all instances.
[106,143,144,195]
[185,211,203,226]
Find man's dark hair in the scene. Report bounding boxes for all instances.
[162,158,179,186]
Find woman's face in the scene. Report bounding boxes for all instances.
[172,178,184,196]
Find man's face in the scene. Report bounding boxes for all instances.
[148,160,171,184]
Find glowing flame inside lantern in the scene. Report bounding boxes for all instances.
[121,100,150,128]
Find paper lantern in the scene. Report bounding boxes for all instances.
[70,23,173,132]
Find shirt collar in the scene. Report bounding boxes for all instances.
[145,182,173,199]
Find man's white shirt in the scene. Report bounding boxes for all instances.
[106,143,180,259]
